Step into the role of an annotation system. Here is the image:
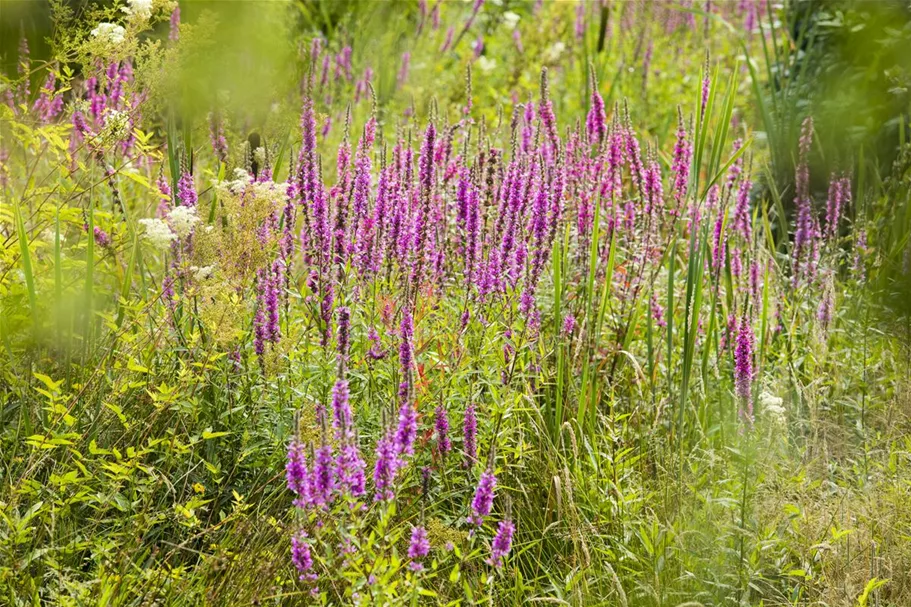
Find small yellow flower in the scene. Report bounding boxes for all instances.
[193,482,205,495]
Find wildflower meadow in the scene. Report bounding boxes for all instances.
[2,0,911,605]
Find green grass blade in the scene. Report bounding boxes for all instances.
[15,203,38,332]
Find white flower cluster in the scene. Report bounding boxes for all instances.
[503,11,520,30]
[213,170,290,209]
[91,23,126,45]
[139,205,200,250]
[191,265,215,282]
[122,0,154,20]
[168,205,200,238]
[477,57,497,73]
[545,42,566,63]
[253,147,266,170]
[138,218,176,250]
[216,168,253,194]
[759,393,786,426]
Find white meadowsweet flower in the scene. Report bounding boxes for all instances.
[217,168,253,193]
[545,42,566,63]
[138,217,177,250]
[759,392,786,425]
[122,0,154,20]
[477,56,497,73]
[253,147,266,170]
[191,265,216,282]
[503,11,520,30]
[91,23,126,45]
[167,205,200,238]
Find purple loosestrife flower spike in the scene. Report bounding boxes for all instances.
[169,7,181,42]
[177,171,197,207]
[367,327,386,360]
[297,95,319,210]
[394,400,418,457]
[651,294,667,328]
[521,167,552,313]
[311,444,336,508]
[253,305,267,357]
[441,26,455,53]
[397,52,411,88]
[539,69,560,152]
[16,36,30,107]
[286,440,310,504]
[733,313,754,424]
[817,270,834,329]
[825,173,845,240]
[700,55,711,124]
[562,314,576,336]
[351,129,372,253]
[336,306,351,363]
[726,139,744,191]
[733,173,752,243]
[750,260,761,304]
[32,71,63,123]
[711,202,727,274]
[209,112,229,164]
[410,122,437,292]
[470,470,497,526]
[488,520,516,567]
[792,117,814,285]
[408,526,431,571]
[372,433,398,501]
[398,308,414,403]
[291,533,316,581]
[435,405,451,457]
[625,122,645,192]
[644,158,664,215]
[332,379,353,441]
[472,35,484,59]
[93,227,111,248]
[854,230,867,281]
[267,262,282,342]
[671,108,692,212]
[337,443,366,497]
[463,404,478,467]
[575,1,586,41]
[522,101,536,154]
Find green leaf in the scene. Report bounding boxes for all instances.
[202,430,231,440]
